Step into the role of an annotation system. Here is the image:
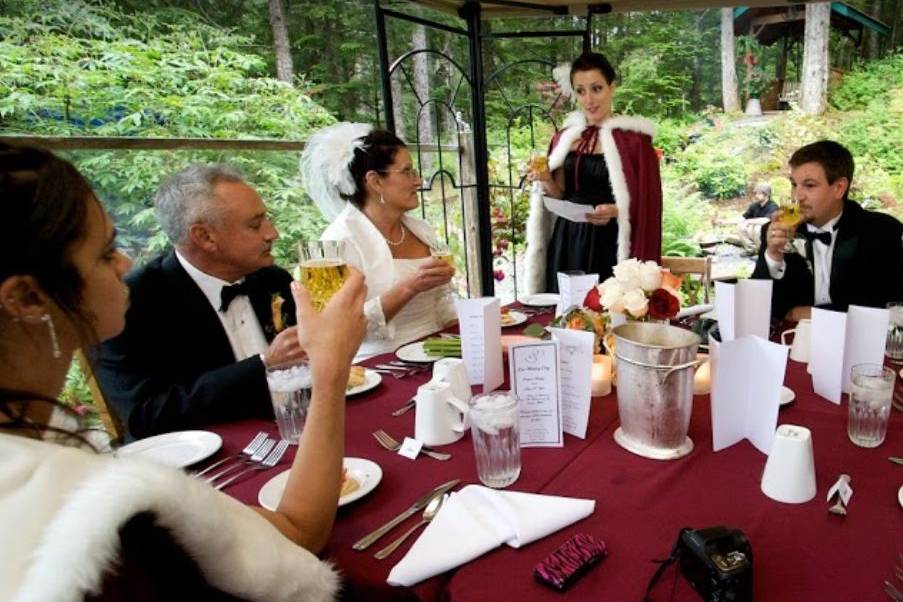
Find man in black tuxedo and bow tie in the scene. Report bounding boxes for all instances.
[96,164,307,440]
[752,140,903,321]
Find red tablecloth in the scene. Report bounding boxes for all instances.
[210,317,903,601]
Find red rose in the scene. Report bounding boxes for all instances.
[648,288,680,320]
[583,286,602,311]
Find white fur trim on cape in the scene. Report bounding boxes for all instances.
[13,458,339,602]
[524,112,656,294]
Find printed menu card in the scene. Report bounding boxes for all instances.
[711,335,787,454]
[455,297,503,391]
[508,340,563,447]
[556,273,599,317]
[549,328,594,439]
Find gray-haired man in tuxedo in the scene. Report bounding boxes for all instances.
[96,164,307,440]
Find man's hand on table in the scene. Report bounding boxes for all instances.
[262,326,306,369]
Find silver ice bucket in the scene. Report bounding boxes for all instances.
[612,322,701,460]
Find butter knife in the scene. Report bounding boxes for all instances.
[352,478,459,551]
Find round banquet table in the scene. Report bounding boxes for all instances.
[209,312,903,601]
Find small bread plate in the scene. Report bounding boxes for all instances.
[258,457,382,510]
[780,386,795,406]
[501,310,529,328]
[347,368,382,396]
[520,293,560,307]
[396,341,440,363]
[116,430,222,468]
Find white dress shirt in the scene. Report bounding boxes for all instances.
[764,213,841,306]
[175,251,268,361]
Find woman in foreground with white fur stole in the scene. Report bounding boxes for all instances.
[525,52,663,294]
[0,144,367,601]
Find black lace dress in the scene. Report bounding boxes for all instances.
[545,151,618,293]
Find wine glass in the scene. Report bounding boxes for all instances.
[527,150,548,193]
[777,198,801,228]
[430,240,457,303]
[297,240,347,311]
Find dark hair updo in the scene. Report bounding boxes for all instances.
[570,52,617,86]
[0,143,95,327]
[342,129,407,208]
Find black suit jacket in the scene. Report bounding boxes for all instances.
[751,200,903,319]
[94,252,296,440]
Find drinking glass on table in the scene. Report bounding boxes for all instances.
[266,364,312,444]
[847,363,894,448]
[469,391,521,488]
[885,301,903,362]
[297,240,347,311]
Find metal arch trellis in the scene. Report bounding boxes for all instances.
[373,0,596,300]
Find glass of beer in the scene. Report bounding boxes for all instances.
[297,240,348,311]
[528,149,548,175]
[778,199,801,228]
[430,240,454,268]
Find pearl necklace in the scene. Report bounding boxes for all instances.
[384,223,406,247]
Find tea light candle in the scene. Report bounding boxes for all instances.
[694,358,711,395]
[591,354,612,397]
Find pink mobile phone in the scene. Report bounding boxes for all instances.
[533,533,607,592]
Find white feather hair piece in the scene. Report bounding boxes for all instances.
[300,122,373,221]
[552,62,574,100]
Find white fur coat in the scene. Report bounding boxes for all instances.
[3,434,339,602]
[523,112,657,294]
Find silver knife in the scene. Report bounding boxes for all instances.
[352,478,459,551]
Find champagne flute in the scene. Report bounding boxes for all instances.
[297,240,348,312]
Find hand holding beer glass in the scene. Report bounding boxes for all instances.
[298,240,348,312]
[765,199,801,261]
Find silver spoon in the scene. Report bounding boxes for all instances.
[374,494,445,560]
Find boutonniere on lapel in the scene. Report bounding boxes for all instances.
[268,293,289,335]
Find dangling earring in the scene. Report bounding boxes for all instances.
[41,313,62,359]
[379,193,385,205]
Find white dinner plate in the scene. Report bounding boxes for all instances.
[780,386,795,406]
[258,457,382,511]
[346,368,382,396]
[116,430,222,468]
[501,310,529,328]
[520,293,560,307]
[898,484,903,510]
[396,341,440,363]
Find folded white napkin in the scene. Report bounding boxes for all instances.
[387,485,595,587]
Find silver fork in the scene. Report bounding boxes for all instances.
[372,429,451,461]
[214,439,289,491]
[193,431,267,477]
[206,438,275,483]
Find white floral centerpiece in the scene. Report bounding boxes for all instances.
[585,258,683,321]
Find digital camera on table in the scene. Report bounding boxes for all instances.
[678,526,752,602]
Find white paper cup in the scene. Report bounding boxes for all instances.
[761,424,816,504]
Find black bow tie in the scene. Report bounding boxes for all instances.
[801,228,833,246]
[219,280,254,312]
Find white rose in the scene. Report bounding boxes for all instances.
[613,259,641,290]
[638,261,662,292]
[622,289,649,319]
[600,281,625,313]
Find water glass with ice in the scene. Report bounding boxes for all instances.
[886,302,903,362]
[469,391,521,488]
[847,363,894,448]
[266,364,312,444]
